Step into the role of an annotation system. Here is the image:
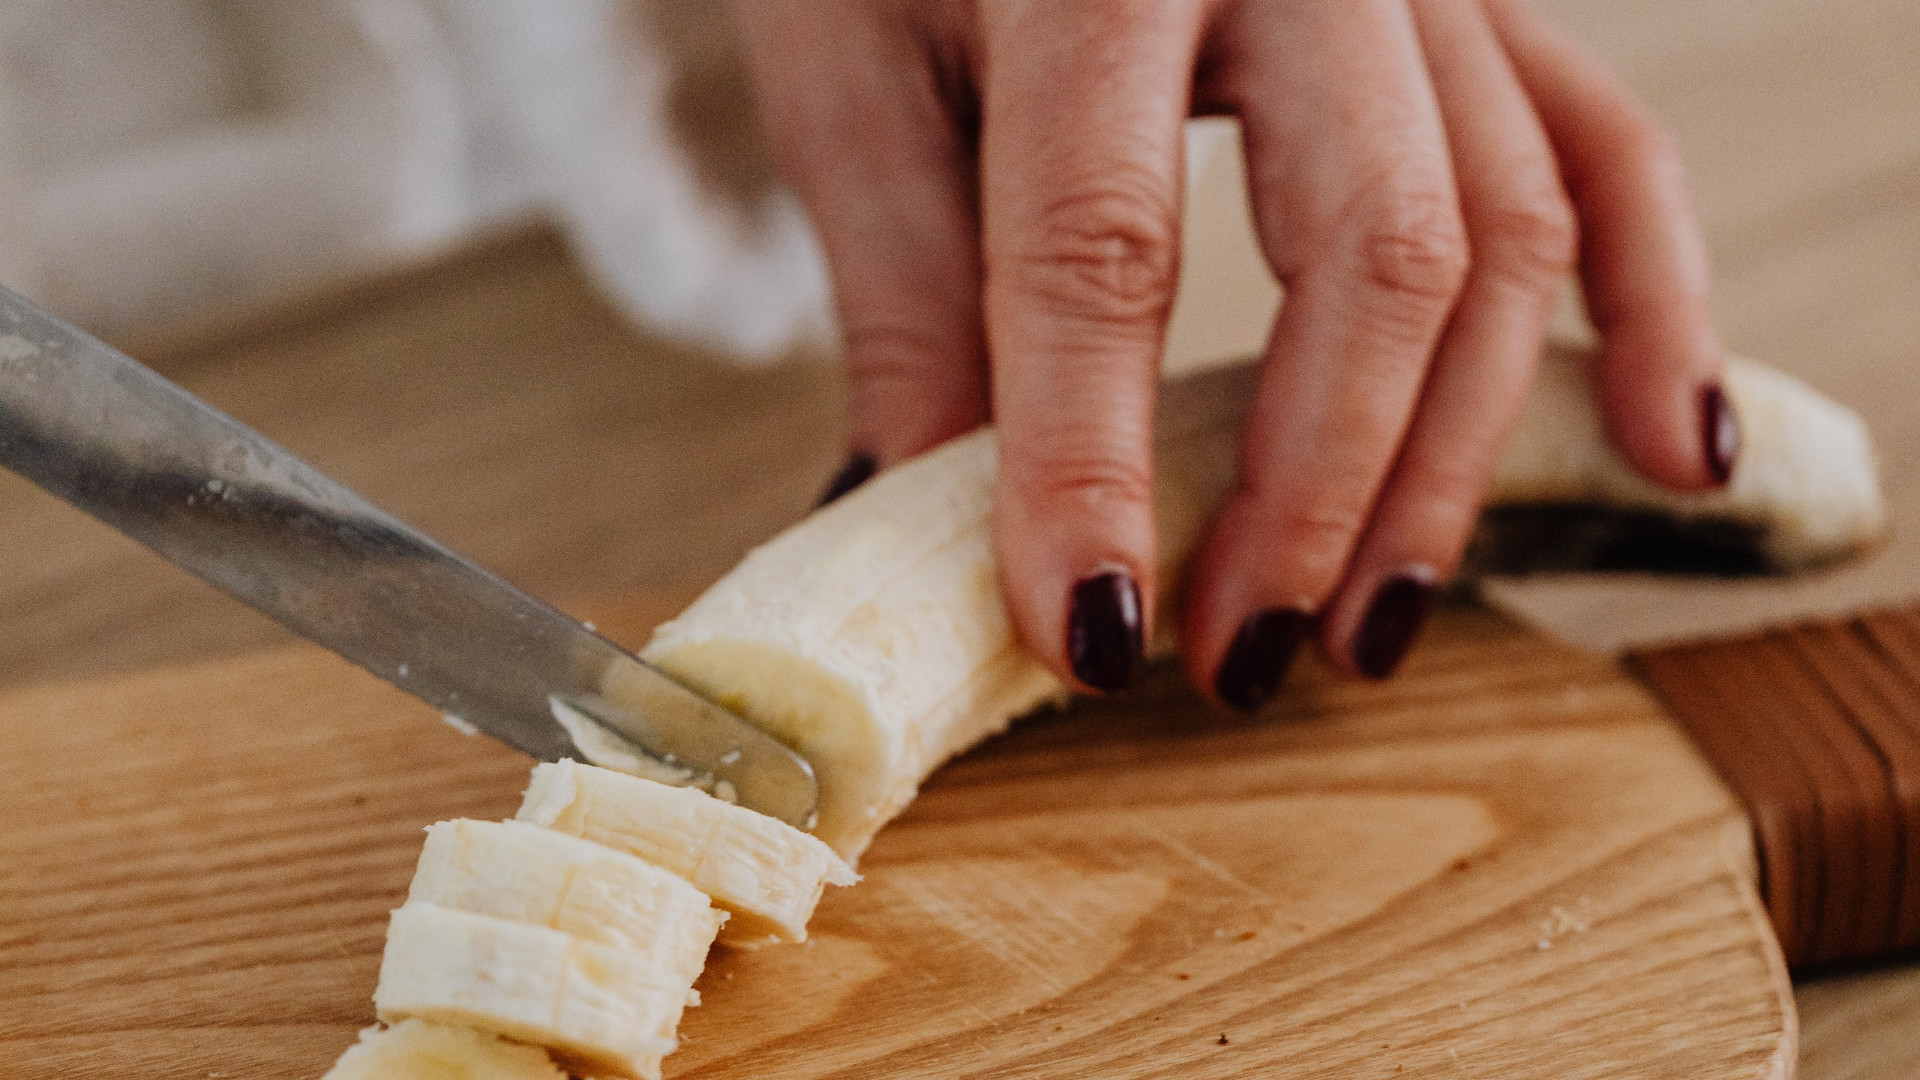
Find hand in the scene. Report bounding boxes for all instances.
[734,0,1737,707]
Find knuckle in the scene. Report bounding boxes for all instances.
[1021,447,1154,514]
[1394,482,1486,550]
[1008,179,1179,333]
[842,324,961,387]
[1337,177,1470,322]
[1476,197,1578,292]
[1268,499,1370,579]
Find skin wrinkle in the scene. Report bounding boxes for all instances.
[731,0,1724,694]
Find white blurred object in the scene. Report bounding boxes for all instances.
[437,0,833,360]
[0,0,469,335]
[0,0,835,357]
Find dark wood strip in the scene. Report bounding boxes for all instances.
[1633,646,1819,964]
[1633,603,1920,970]
[1752,634,1899,960]
[1791,623,1920,949]
[1858,612,1920,702]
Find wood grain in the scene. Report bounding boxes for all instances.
[6,0,1920,1062]
[1632,606,1920,971]
[0,597,1793,1079]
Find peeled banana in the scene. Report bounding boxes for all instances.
[321,1019,565,1080]
[642,345,1885,860]
[331,342,1880,1079]
[375,903,693,1080]
[408,818,726,985]
[516,759,857,945]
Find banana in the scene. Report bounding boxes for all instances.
[408,818,725,986]
[640,347,1885,860]
[321,1019,565,1080]
[1473,345,1887,574]
[374,903,692,1080]
[515,759,856,946]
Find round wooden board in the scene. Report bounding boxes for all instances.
[0,594,1792,1079]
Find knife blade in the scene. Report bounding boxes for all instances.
[0,285,817,829]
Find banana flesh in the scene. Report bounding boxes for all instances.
[320,1019,565,1080]
[1484,345,1887,572]
[408,818,725,986]
[516,759,857,946]
[339,764,857,1078]
[375,903,692,1080]
[642,348,1886,861]
[331,344,1879,1078]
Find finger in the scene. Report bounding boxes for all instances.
[1317,0,1578,680]
[1182,0,1468,708]
[733,1,990,501]
[979,0,1204,691]
[1485,0,1735,491]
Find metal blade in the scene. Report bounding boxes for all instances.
[0,285,817,829]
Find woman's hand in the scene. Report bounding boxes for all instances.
[733,0,1737,707]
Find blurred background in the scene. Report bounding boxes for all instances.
[0,0,829,353]
[0,2,1917,1075]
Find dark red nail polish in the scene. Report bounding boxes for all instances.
[1068,571,1143,692]
[1702,384,1740,486]
[1353,571,1435,680]
[816,453,877,507]
[1214,607,1313,712]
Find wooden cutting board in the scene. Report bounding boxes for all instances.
[0,590,1793,1079]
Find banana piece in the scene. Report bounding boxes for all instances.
[408,818,725,987]
[640,347,1886,860]
[375,903,692,1080]
[321,1019,565,1080]
[515,759,856,946]
[1474,344,1888,574]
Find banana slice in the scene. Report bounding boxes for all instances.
[409,818,725,986]
[374,904,692,1080]
[321,1019,565,1080]
[515,759,856,946]
[641,347,1886,860]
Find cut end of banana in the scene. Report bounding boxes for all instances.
[375,904,690,1080]
[641,431,1066,861]
[320,1019,566,1080]
[410,818,726,985]
[516,760,855,946]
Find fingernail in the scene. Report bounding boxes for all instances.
[1702,384,1740,486]
[816,452,877,507]
[1353,569,1435,680]
[1214,607,1313,712]
[1068,571,1143,693]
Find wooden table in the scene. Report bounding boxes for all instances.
[1,1,1916,1073]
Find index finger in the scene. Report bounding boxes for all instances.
[978,0,1204,691]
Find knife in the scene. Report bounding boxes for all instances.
[0,285,817,829]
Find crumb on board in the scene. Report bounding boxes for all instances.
[1217,1034,1230,1046]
